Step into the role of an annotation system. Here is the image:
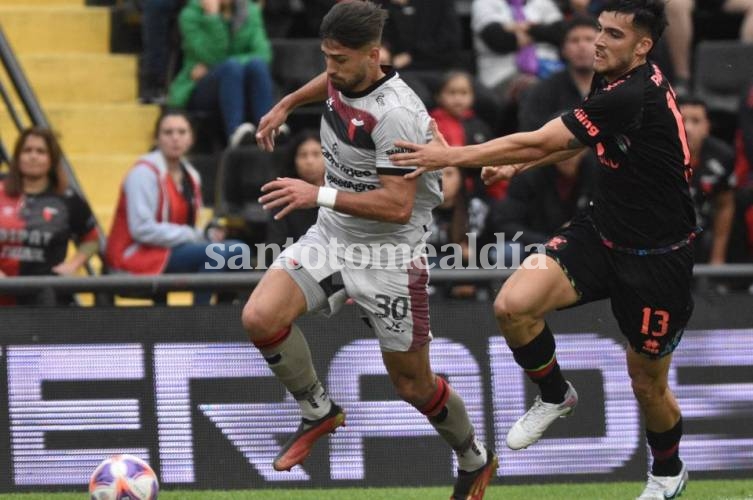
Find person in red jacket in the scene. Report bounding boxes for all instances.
[106,110,247,304]
[0,127,99,305]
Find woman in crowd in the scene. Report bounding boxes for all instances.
[265,130,326,248]
[0,127,99,305]
[106,109,247,304]
[167,0,275,147]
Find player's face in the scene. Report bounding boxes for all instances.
[157,115,193,161]
[593,11,653,80]
[562,26,597,73]
[18,135,52,181]
[322,39,375,93]
[679,103,710,153]
[295,138,325,186]
[437,75,474,120]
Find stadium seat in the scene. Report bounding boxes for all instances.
[693,41,753,113]
[271,38,325,94]
[214,145,284,246]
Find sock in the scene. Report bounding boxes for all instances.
[254,323,331,420]
[511,323,568,404]
[419,376,487,472]
[647,418,683,477]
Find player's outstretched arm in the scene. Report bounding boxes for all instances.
[393,117,584,178]
[256,72,328,151]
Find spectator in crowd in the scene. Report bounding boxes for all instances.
[664,0,753,96]
[679,97,736,265]
[106,110,247,305]
[429,70,497,233]
[488,150,597,258]
[471,0,565,133]
[427,166,477,298]
[266,130,325,248]
[518,15,597,131]
[430,71,493,148]
[140,0,186,104]
[555,0,604,16]
[736,79,753,189]
[379,0,464,73]
[0,128,99,306]
[167,0,275,148]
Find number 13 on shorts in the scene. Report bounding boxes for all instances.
[641,307,670,337]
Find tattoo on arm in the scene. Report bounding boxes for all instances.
[566,137,583,149]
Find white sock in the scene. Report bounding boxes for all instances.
[457,436,487,472]
[297,382,332,421]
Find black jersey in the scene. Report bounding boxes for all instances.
[0,183,97,277]
[690,136,736,231]
[561,62,697,251]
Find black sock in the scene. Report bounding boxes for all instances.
[647,418,683,476]
[510,323,568,403]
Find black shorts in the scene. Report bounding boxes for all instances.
[544,213,694,358]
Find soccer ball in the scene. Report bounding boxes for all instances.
[88,454,159,500]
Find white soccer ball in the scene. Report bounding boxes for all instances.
[89,454,159,500]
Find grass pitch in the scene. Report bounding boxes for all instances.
[2,479,753,500]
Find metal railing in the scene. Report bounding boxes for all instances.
[0,265,751,297]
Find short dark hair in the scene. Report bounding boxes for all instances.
[563,15,599,39]
[319,1,388,49]
[600,0,668,43]
[677,95,708,111]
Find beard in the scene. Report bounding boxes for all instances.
[330,69,367,93]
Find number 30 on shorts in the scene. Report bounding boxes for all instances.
[375,294,408,320]
[640,307,670,337]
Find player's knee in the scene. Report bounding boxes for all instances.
[630,374,668,405]
[392,377,433,407]
[494,289,536,326]
[241,302,279,341]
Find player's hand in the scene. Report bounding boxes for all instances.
[256,103,289,152]
[390,120,451,179]
[259,177,318,220]
[481,165,519,185]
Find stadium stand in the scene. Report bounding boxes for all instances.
[693,41,753,114]
[0,0,159,234]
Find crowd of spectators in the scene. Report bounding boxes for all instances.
[3,0,753,305]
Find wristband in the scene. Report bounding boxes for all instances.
[316,187,338,209]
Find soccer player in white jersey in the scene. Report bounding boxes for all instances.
[243,2,497,498]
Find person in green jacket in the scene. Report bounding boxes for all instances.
[168,0,275,147]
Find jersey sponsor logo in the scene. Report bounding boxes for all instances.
[385,147,413,155]
[326,173,377,193]
[0,245,45,262]
[573,108,600,137]
[596,143,621,169]
[322,149,372,179]
[0,228,53,245]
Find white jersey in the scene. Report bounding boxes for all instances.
[316,70,443,253]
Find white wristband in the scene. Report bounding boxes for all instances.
[316,187,338,209]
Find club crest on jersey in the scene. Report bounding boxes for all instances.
[348,118,365,141]
[42,206,59,222]
[545,236,568,251]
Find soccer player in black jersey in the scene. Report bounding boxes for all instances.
[391,1,693,498]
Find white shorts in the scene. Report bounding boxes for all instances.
[274,225,432,352]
